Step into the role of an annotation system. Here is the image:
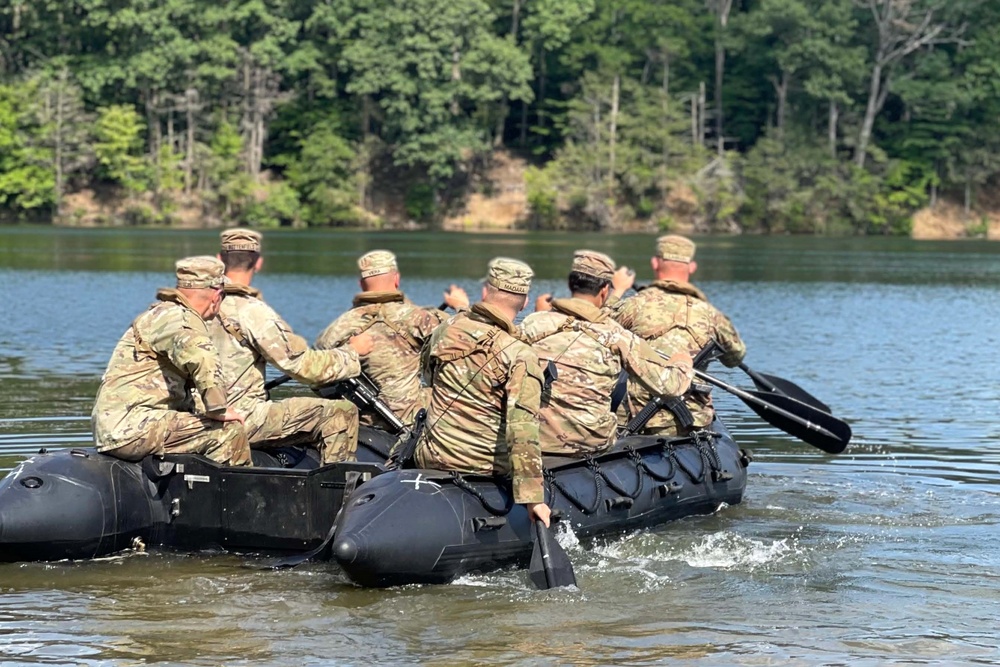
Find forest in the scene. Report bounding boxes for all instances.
[0,0,997,234]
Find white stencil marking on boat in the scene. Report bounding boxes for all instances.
[400,474,441,491]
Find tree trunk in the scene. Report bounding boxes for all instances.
[772,71,789,141]
[360,95,372,209]
[54,77,64,209]
[494,0,521,147]
[450,47,461,116]
[698,81,706,148]
[930,179,937,206]
[691,95,698,146]
[608,74,620,192]
[714,37,725,156]
[965,179,971,215]
[537,46,547,135]
[856,59,883,168]
[185,89,196,194]
[662,55,670,167]
[828,100,838,158]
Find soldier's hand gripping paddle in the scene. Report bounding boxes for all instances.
[528,520,577,590]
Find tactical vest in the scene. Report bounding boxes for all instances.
[347,304,423,352]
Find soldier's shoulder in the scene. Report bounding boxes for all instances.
[520,310,565,333]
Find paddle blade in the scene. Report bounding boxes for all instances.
[528,521,577,590]
[743,390,852,454]
[751,372,831,414]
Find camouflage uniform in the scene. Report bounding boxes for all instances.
[613,235,746,435]
[414,259,544,505]
[315,251,448,428]
[522,296,693,456]
[215,229,362,464]
[92,257,251,466]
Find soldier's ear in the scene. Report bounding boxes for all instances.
[689,260,697,276]
[255,256,264,272]
[650,256,658,273]
[393,272,401,289]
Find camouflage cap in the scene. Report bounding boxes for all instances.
[485,257,533,294]
[176,256,226,289]
[656,234,696,263]
[220,228,263,252]
[571,249,615,282]
[358,250,398,278]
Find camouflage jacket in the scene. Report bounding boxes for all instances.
[92,289,228,451]
[521,297,693,455]
[215,283,360,415]
[416,303,544,504]
[612,280,746,431]
[314,291,448,426]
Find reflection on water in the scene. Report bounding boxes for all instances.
[1,229,1000,664]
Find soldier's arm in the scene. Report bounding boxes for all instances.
[616,328,693,398]
[711,306,747,367]
[150,311,228,414]
[505,353,545,505]
[610,296,637,329]
[412,306,449,342]
[243,300,361,385]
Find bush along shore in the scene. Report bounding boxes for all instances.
[2,1,999,237]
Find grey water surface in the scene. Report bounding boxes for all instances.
[0,228,998,665]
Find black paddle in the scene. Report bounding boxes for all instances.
[528,519,577,590]
[738,363,831,414]
[694,370,851,454]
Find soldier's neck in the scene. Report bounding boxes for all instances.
[471,302,519,334]
[225,269,255,287]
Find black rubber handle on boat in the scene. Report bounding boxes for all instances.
[694,370,851,454]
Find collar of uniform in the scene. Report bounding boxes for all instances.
[551,297,607,323]
[648,279,707,301]
[155,287,199,313]
[353,290,406,308]
[224,282,261,299]
[470,302,518,335]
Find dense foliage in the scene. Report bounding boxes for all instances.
[0,0,996,233]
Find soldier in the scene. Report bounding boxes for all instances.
[314,250,468,428]
[414,258,552,527]
[92,256,251,465]
[613,234,747,436]
[215,229,374,464]
[521,250,694,456]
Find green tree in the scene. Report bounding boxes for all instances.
[93,104,149,193]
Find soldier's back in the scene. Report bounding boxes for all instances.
[421,310,530,475]
[317,298,444,424]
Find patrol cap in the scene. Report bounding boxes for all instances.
[656,234,696,263]
[571,249,615,282]
[176,256,226,289]
[220,228,262,252]
[485,257,533,294]
[358,250,398,278]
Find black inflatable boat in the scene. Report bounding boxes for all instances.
[0,426,392,562]
[331,419,751,587]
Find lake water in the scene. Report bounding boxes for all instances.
[1,227,999,665]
